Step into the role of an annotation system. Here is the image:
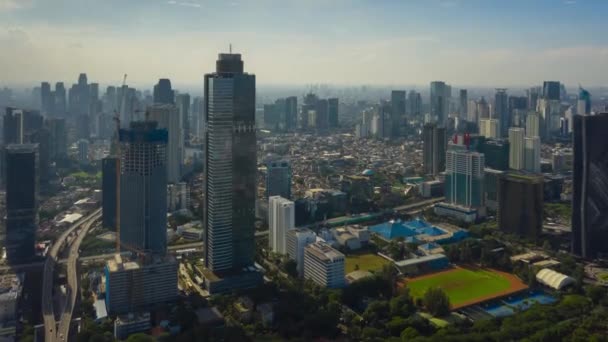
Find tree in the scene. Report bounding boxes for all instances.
[363,300,390,325]
[125,333,155,342]
[423,287,450,316]
[386,316,408,336]
[390,291,415,317]
[400,327,419,341]
[283,259,298,278]
[586,285,606,305]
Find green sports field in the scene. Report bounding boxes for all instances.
[345,252,390,273]
[406,267,526,308]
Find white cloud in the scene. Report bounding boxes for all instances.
[166,1,201,8]
[0,0,33,11]
[564,0,577,5]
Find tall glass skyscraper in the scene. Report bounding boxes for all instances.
[119,121,168,255]
[430,81,450,126]
[204,53,257,276]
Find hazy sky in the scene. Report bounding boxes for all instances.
[1,0,607,88]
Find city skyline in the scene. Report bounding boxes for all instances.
[1,0,608,87]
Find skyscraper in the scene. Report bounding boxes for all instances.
[47,118,68,162]
[494,89,509,137]
[459,89,467,118]
[153,79,175,104]
[422,123,446,175]
[498,172,544,239]
[408,91,422,118]
[391,90,406,136]
[102,157,118,230]
[175,93,191,142]
[476,97,490,121]
[577,86,591,115]
[268,196,295,254]
[191,96,204,138]
[285,96,298,131]
[572,113,608,258]
[444,134,485,210]
[148,104,183,183]
[55,82,67,117]
[430,81,450,126]
[542,81,560,101]
[527,86,541,111]
[266,158,292,199]
[5,144,38,264]
[479,119,500,139]
[203,52,261,293]
[3,108,23,145]
[328,97,339,129]
[526,111,540,138]
[524,136,540,173]
[508,127,524,170]
[40,82,54,115]
[119,121,168,255]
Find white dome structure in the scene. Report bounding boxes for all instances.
[536,268,575,290]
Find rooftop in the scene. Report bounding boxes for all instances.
[306,241,344,262]
[395,254,448,267]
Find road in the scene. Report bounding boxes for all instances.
[56,212,101,342]
[42,208,101,342]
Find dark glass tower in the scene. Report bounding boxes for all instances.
[497,172,544,239]
[102,157,118,230]
[423,123,446,175]
[153,79,175,104]
[390,91,405,137]
[204,53,256,274]
[328,98,339,129]
[542,81,560,101]
[5,144,38,264]
[494,89,509,137]
[572,113,608,258]
[119,121,168,255]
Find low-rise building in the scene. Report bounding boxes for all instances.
[114,312,151,340]
[286,228,317,277]
[0,273,22,323]
[303,241,345,288]
[394,254,450,276]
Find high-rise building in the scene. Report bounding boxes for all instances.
[147,104,183,183]
[40,82,54,115]
[287,228,317,277]
[430,81,450,126]
[572,113,608,258]
[203,52,261,293]
[494,89,509,137]
[266,159,291,199]
[444,135,485,210]
[526,111,540,138]
[479,139,509,171]
[497,172,544,239]
[46,118,68,162]
[104,254,177,314]
[285,96,297,131]
[303,241,345,288]
[577,86,591,115]
[268,196,295,254]
[479,118,500,139]
[523,136,541,173]
[391,90,406,136]
[30,127,50,185]
[5,144,38,264]
[55,82,67,117]
[459,89,467,118]
[423,123,446,175]
[542,81,560,101]
[77,139,89,162]
[508,127,524,170]
[191,96,204,138]
[153,79,175,104]
[508,96,527,125]
[315,98,329,130]
[102,157,118,230]
[328,98,339,129]
[476,97,490,121]
[527,86,541,111]
[408,91,422,118]
[467,99,478,123]
[175,93,190,142]
[119,121,168,255]
[3,108,23,145]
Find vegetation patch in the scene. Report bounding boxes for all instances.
[344,251,390,273]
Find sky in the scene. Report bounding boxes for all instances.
[1,0,607,88]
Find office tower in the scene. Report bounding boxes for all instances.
[577,86,591,115]
[268,196,295,254]
[512,108,527,128]
[430,81,450,126]
[526,111,540,138]
[371,107,387,138]
[444,134,485,210]
[263,103,280,130]
[537,98,561,139]
[508,128,524,170]
[266,159,291,199]
[104,86,118,113]
[46,118,68,162]
[315,98,329,130]
[285,96,297,131]
[304,241,345,288]
[40,82,54,115]
[466,99,478,123]
[391,90,406,136]
[497,172,544,239]
[3,108,23,144]
[105,254,177,314]
[287,228,317,277]
[527,86,541,111]
[300,93,318,129]
[191,96,204,138]
[30,127,50,185]
[572,113,608,258]
[476,97,490,121]
[479,139,509,171]
[484,168,505,211]
[5,144,38,264]
[408,91,422,118]
[102,157,118,230]
[542,81,560,101]
[494,89,509,137]
[423,123,446,175]
[76,114,90,140]
[508,96,527,124]
[523,136,540,173]
[167,182,188,212]
[119,121,168,255]
[175,93,190,142]
[77,139,89,162]
[153,79,175,104]
[55,82,67,117]
[147,104,183,184]
[69,73,90,116]
[458,89,467,118]
[479,118,500,139]
[328,98,339,128]
[203,52,261,293]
